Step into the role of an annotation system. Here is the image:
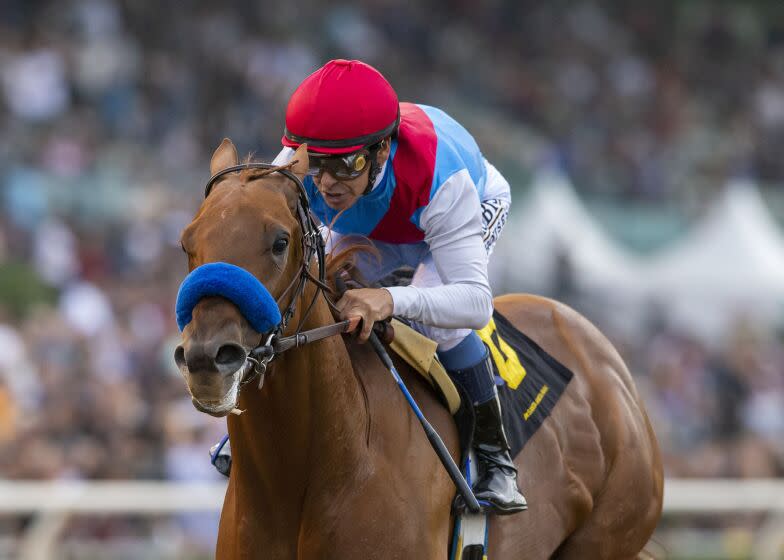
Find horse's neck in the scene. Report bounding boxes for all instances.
[227,287,368,524]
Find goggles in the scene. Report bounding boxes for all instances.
[306,149,371,180]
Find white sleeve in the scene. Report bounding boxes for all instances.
[480,158,512,205]
[385,169,493,329]
[271,147,295,166]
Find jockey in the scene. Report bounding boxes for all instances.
[212,59,526,515]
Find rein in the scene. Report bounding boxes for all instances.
[203,161,347,390]
[199,159,482,513]
[245,316,361,385]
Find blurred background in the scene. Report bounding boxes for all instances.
[1,1,783,558]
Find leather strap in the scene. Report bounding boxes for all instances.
[268,317,361,355]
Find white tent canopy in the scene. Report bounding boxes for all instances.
[639,179,784,336]
[491,173,784,340]
[491,169,643,299]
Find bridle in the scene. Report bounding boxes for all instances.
[203,162,352,390]
[201,162,481,513]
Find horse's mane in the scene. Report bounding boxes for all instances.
[324,233,380,292]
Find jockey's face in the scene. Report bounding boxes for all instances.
[313,139,391,211]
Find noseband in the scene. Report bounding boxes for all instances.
[203,162,340,389]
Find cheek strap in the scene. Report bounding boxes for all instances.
[175,262,281,333]
[363,141,386,195]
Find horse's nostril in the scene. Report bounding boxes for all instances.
[174,345,186,369]
[215,344,246,372]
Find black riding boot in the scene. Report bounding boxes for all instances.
[471,391,527,514]
[448,348,527,515]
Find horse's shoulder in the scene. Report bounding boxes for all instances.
[494,294,658,472]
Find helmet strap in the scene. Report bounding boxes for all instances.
[363,141,386,195]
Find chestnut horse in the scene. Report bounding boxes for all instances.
[174,139,663,559]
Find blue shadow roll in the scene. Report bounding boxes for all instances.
[175,262,281,333]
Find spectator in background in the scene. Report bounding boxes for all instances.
[0,1,783,554]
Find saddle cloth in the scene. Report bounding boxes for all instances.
[390,310,574,456]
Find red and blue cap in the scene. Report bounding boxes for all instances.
[282,59,400,155]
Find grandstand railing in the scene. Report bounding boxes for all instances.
[2,479,784,559]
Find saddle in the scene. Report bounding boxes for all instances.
[387,318,461,414]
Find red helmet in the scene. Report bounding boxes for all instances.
[282,59,400,155]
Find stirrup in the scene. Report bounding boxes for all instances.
[210,434,232,477]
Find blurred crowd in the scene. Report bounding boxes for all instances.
[606,312,784,479]
[1,0,784,553]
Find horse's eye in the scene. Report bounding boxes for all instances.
[272,237,289,255]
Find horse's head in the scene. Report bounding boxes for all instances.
[174,139,312,417]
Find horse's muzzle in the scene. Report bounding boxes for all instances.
[190,396,237,418]
[175,340,247,375]
[174,342,250,416]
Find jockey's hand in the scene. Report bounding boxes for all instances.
[336,288,394,342]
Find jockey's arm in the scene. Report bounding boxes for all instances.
[384,169,493,330]
[274,146,493,333]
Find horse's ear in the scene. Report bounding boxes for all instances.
[210,138,239,176]
[290,144,310,178]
